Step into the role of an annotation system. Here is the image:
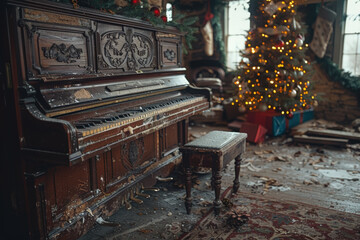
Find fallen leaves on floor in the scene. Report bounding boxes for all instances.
[138,229,152,234]
[222,198,234,208]
[226,208,250,228]
[272,167,282,172]
[248,175,284,195]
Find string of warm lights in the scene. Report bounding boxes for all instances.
[232,0,316,118]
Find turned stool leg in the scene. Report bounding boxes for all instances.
[185,167,192,214]
[183,152,192,214]
[213,168,222,215]
[211,168,215,190]
[233,155,242,193]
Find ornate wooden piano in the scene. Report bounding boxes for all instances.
[0,1,211,239]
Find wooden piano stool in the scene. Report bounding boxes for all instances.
[180,131,247,215]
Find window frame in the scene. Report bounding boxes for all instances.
[224,1,251,72]
[333,0,360,75]
[332,0,346,67]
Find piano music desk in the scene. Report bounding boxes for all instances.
[180,131,247,215]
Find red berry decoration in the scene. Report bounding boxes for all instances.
[161,15,167,23]
[151,7,160,17]
[131,0,140,5]
[275,39,285,48]
[286,111,294,119]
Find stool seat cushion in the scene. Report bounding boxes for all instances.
[184,131,247,150]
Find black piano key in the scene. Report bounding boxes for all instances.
[77,121,96,127]
[88,118,105,124]
[74,123,87,129]
[107,116,118,121]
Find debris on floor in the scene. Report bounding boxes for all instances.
[226,209,250,228]
[292,119,360,147]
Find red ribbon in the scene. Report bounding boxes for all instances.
[204,0,214,24]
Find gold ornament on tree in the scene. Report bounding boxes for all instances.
[289,89,297,98]
[296,85,302,93]
[295,38,303,47]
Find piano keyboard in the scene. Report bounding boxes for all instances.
[76,94,204,137]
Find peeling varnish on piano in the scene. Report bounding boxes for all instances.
[23,8,91,27]
[156,33,178,39]
[59,198,88,226]
[74,89,93,100]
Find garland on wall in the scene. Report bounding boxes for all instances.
[317,56,360,93]
[50,0,198,53]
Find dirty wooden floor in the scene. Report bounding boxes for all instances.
[79,123,360,240]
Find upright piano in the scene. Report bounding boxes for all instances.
[0,1,211,239]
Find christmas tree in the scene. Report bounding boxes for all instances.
[232,0,315,118]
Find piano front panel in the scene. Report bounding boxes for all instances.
[162,123,180,154]
[96,22,157,73]
[53,161,92,211]
[20,9,94,78]
[158,34,181,68]
[25,160,93,238]
[104,133,157,191]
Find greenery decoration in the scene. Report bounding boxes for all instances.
[50,0,198,54]
[317,56,360,92]
[168,13,198,54]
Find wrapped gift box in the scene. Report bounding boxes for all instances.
[247,109,314,136]
[239,122,267,143]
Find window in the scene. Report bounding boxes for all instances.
[225,1,250,71]
[340,0,360,75]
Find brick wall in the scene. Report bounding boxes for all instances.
[312,64,360,123]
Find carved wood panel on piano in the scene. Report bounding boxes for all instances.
[20,8,94,78]
[2,1,211,239]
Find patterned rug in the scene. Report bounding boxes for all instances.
[179,187,360,240]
